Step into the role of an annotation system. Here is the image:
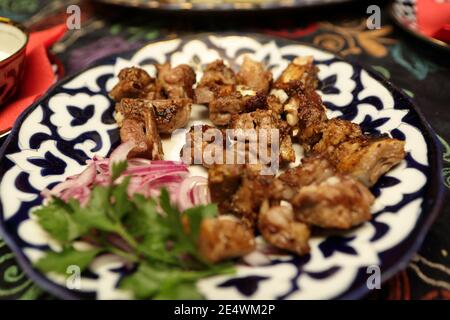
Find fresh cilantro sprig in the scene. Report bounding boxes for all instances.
[33,161,234,299]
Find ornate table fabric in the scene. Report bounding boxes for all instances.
[0,0,448,300]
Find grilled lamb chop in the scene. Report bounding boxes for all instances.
[115,98,163,159]
[292,175,374,229]
[258,205,310,255]
[109,67,157,102]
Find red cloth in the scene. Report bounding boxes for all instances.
[417,0,450,44]
[0,24,66,134]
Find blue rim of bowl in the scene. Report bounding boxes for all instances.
[0,32,444,300]
[0,17,29,65]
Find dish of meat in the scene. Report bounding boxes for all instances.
[0,34,443,299]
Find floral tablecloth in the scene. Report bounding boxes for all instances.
[0,0,448,300]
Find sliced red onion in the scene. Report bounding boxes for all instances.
[177,176,209,212]
[109,140,136,172]
[42,163,96,198]
[43,142,212,212]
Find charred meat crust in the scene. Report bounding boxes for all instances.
[109,67,157,102]
[274,56,319,91]
[116,98,192,134]
[301,118,406,187]
[209,91,268,126]
[116,98,164,159]
[196,58,273,126]
[151,98,192,133]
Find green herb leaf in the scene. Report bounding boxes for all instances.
[111,176,132,220]
[154,281,203,300]
[120,264,167,299]
[72,186,117,232]
[33,168,235,300]
[111,161,128,182]
[33,201,82,244]
[183,204,217,245]
[35,247,101,275]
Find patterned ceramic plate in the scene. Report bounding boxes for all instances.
[94,0,353,12]
[0,34,444,300]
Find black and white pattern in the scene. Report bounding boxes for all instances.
[0,35,443,299]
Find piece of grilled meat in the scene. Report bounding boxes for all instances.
[328,135,406,187]
[236,56,273,94]
[230,169,275,228]
[198,215,255,263]
[155,63,196,99]
[196,59,272,126]
[115,98,192,134]
[301,118,406,187]
[109,67,157,102]
[308,118,362,154]
[292,175,375,229]
[229,109,296,164]
[270,156,335,203]
[208,164,275,228]
[209,91,267,126]
[150,98,192,133]
[274,56,319,91]
[268,80,328,139]
[115,98,164,159]
[259,205,311,255]
[208,164,245,214]
[195,60,237,105]
[180,125,226,167]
